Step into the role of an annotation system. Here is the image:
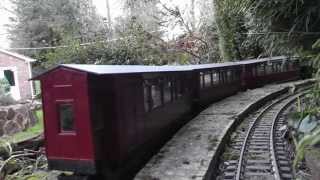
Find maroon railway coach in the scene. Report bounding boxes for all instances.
[33,65,195,179]
[32,56,301,179]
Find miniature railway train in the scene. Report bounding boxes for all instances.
[33,56,301,179]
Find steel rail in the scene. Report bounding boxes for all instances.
[235,90,309,180]
[270,92,308,179]
[235,95,288,180]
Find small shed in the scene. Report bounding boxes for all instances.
[0,49,35,100]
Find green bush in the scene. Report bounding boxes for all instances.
[0,78,10,93]
[0,79,16,106]
[0,90,16,106]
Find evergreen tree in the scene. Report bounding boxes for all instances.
[8,0,105,58]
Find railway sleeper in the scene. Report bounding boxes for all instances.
[230,144,242,148]
[252,134,270,137]
[223,172,236,179]
[247,159,270,164]
[249,143,269,146]
[275,146,286,151]
[281,173,294,179]
[226,160,238,164]
[245,165,271,171]
[252,135,270,139]
[225,165,237,171]
[277,155,289,160]
[248,145,269,149]
[250,141,269,145]
[258,124,272,126]
[258,123,273,126]
[254,128,270,131]
[251,137,270,141]
[244,172,272,177]
[278,160,290,166]
[276,150,287,155]
[279,166,292,173]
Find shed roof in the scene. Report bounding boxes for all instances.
[0,49,36,63]
[32,56,291,79]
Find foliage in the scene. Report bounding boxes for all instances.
[8,0,106,66]
[294,127,320,167]
[213,0,250,61]
[211,0,320,61]
[289,86,320,168]
[0,109,44,179]
[247,0,320,55]
[0,80,16,106]
[0,149,48,179]
[0,78,10,93]
[123,0,160,32]
[160,1,221,63]
[41,18,197,67]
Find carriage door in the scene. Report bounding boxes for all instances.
[44,69,94,161]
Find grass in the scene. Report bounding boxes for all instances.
[0,110,44,145]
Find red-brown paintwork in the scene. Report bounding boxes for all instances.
[39,68,95,161]
[34,58,301,178]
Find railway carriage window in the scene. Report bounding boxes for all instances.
[171,77,177,99]
[272,63,279,73]
[252,65,257,76]
[163,78,172,103]
[224,70,228,83]
[212,71,219,85]
[144,82,152,112]
[221,70,226,84]
[280,62,285,72]
[177,78,184,98]
[282,61,289,72]
[231,70,235,82]
[144,79,163,112]
[199,72,205,89]
[175,76,183,99]
[151,85,162,108]
[266,64,273,74]
[257,64,265,76]
[288,62,293,70]
[227,70,232,83]
[218,70,222,84]
[204,72,212,88]
[58,103,75,132]
[275,63,279,72]
[234,69,240,81]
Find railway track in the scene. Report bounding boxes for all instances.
[218,89,309,180]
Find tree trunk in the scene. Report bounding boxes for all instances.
[190,0,196,31]
[105,0,113,37]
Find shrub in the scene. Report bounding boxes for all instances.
[0,79,16,106]
[0,78,10,93]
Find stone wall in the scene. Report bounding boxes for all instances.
[0,104,37,136]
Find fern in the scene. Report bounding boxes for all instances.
[294,127,320,167]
